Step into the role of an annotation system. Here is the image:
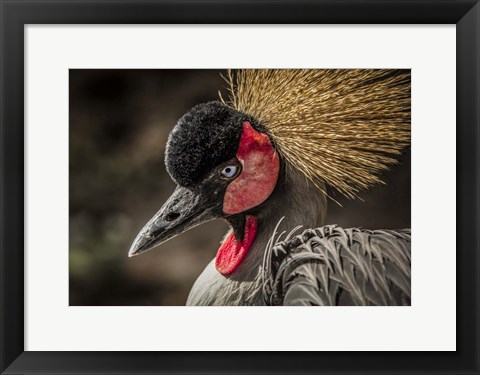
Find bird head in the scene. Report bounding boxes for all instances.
[128,102,280,274]
[128,69,411,275]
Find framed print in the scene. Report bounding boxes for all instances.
[1,1,479,374]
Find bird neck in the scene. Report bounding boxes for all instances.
[254,165,328,245]
[216,166,328,277]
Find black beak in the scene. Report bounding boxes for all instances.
[128,185,217,257]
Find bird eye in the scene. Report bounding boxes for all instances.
[221,165,238,179]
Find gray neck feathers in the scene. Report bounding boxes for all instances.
[187,165,327,305]
[236,166,327,278]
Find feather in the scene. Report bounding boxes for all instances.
[263,225,411,306]
[220,69,411,200]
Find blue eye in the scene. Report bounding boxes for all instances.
[221,165,238,178]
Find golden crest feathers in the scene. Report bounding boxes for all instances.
[220,69,411,200]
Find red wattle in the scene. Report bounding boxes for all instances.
[215,215,257,275]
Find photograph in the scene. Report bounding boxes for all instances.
[69,69,411,306]
[2,0,477,372]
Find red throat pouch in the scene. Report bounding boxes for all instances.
[215,215,257,275]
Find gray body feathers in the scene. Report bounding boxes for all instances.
[263,225,411,306]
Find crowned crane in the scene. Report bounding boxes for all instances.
[128,69,411,306]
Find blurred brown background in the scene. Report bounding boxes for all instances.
[69,69,411,306]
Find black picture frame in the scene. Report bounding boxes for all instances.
[1,1,479,374]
